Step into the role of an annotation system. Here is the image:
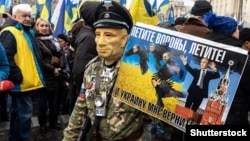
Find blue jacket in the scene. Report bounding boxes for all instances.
[0,43,9,80]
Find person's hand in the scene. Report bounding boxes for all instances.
[54,68,61,76]
[180,55,187,65]
[209,62,217,71]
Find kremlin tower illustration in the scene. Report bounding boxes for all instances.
[200,60,234,125]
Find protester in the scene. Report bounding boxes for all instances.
[204,13,249,125]
[177,17,212,38]
[0,4,45,141]
[57,33,72,115]
[238,28,250,125]
[63,1,146,140]
[239,28,250,51]
[173,17,187,31]
[68,1,99,114]
[205,13,243,47]
[34,18,63,133]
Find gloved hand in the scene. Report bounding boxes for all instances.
[0,80,14,92]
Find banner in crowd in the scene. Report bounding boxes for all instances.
[112,22,249,132]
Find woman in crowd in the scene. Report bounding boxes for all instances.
[34,18,64,133]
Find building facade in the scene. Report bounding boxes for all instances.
[211,0,250,27]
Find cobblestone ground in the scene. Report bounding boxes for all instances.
[0,99,187,141]
[0,118,68,141]
[0,121,186,141]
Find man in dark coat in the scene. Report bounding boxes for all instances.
[205,13,249,125]
[68,1,99,113]
[180,56,220,112]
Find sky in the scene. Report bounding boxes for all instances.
[183,0,194,6]
[149,0,195,7]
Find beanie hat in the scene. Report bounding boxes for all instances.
[204,13,237,35]
[157,21,176,30]
[174,17,187,26]
[191,0,212,16]
[57,34,69,42]
[239,28,250,42]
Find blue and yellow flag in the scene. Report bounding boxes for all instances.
[158,0,170,13]
[64,0,79,32]
[53,0,65,37]
[0,0,6,14]
[38,0,46,4]
[151,0,157,13]
[129,0,159,25]
[168,4,174,24]
[32,3,41,18]
[40,0,52,22]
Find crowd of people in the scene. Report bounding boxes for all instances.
[0,0,249,141]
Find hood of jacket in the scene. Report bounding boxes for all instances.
[2,18,18,28]
[79,1,100,27]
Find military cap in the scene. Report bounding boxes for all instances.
[93,0,133,33]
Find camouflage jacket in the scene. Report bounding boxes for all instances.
[63,57,144,141]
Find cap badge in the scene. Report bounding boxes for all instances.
[103,0,113,10]
[104,13,110,19]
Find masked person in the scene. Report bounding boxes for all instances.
[63,1,145,141]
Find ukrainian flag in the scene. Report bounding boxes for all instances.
[129,0,159,25]
[158,0,170,13]
[38,0,46,4]
[53,0,65,37]
[32,4,41,18]
[64,0,75,32]
[0,0,6,14]
[168,4,174,24]
[40,0,52,22]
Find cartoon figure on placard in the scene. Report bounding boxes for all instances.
[155,51,184,81]
[180,55,220,112]
[149,43,168,71]
[124,44,149,74]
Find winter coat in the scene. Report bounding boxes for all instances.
[37,37,64,91]
[0,18,44,92]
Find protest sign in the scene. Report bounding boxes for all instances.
[112,22,248,132]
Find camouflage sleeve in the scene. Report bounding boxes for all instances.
[63,95,87,141]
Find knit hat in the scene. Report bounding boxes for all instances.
[57,34,69,42]
[239,28,250,42]
[157,21,176,30]
[191,0,212,16]
[204,13,237,35]
[174,17,187,26]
